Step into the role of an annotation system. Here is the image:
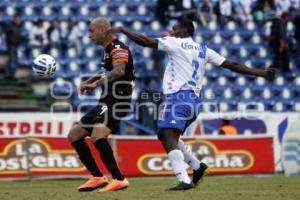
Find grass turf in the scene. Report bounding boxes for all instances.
[0,175,299,200]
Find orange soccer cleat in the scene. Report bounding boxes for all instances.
[99,178,129,192]
[77,176,109,192]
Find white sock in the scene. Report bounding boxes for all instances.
[177,139,200,170]
[168,149,191,184]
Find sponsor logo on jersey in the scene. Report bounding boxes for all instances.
[181,42,200,50]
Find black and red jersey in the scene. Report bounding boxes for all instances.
[101,37,135,97]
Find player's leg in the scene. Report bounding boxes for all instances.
[158,128,194,191]
[91,124,129,192]
[177,139,209,185]
[177,139,200,169]
[176,117,201,170]
[68,123,108,191]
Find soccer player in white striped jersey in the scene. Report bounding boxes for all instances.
[110,19,276,191]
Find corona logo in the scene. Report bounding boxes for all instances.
[0,138,86,174]
[137,140,254,175]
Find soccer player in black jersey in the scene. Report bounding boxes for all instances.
[68,17,134,192]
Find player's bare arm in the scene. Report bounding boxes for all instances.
[79,62,126,95]
[78,72,102,95]
[94,62,126,86]
[110,27,158,49]
[220,60,277,79]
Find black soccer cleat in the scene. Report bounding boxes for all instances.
[192,163,209,185]
[167,182,195,191]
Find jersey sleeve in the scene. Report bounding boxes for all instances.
[157,36,176,52]
[206,48,226,67]
[110,46,129,64]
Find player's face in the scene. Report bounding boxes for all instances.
[89,24,106,45]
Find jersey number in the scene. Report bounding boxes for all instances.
[188,44,206,87]
[188,59,200,86]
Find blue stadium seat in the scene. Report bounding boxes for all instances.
[40,6,54,21]
[220,69,237,80]
[233,76,248,94]
[273,102,285,112]
[145,0,157,10]
[252,77,268,94]
[127,0,142,11]
[237,47,249,60]
[82,47,97,62]
[135,5,153,23]
[291,77,300,98]
[247,43,260,56]
[15,0,32,9]
[272,76,288,93]
[83,61,99,75]
[52,64,66,78]
[207,21,219,32]
[131,21,143,32]
[3,5,15,21]
[66,61,81,78]
[52,78,73,97]
[34,0,49,7]
[214,76,228,93]
[63,48,78,63]
[205,63,218,80]
[219,88,233,102]
[293,102,300,112]
[97,4,108,17]
[77,5,92,21]
[201,30,215,42]
[211,33,223,47]
[259,88,275,108]
[81,35,91,47]
[107,0,123,12]
[219,102,230,112]
[21,5,36,21]
[89,0,108,10]
[249,33,263,46]
[58,5,71,21]
[239,87,253,102]
[148,20,163,37]
[0,0,11,8]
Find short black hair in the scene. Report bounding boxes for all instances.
[178,19,195,37]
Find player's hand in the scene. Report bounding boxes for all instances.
[78,82,97,95]
[263,65,277,79]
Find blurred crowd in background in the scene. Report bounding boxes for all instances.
[0,0,299,78]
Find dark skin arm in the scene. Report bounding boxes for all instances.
[110,27,276,79]
[109,27,158,49]
[79,62,126,95]
[220,60,276,79]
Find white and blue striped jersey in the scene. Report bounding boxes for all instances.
[157,36,226,96]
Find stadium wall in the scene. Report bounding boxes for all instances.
[0,112,299,180]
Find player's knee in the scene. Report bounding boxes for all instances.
[68,124,85,143]
[157,129,180,153]
[90,125,111,143]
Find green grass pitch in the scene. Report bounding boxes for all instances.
[0,175,299,200]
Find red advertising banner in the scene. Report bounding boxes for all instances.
[0,136,274,179]
[115,137,274,176]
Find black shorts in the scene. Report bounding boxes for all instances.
[79,95,131,134]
